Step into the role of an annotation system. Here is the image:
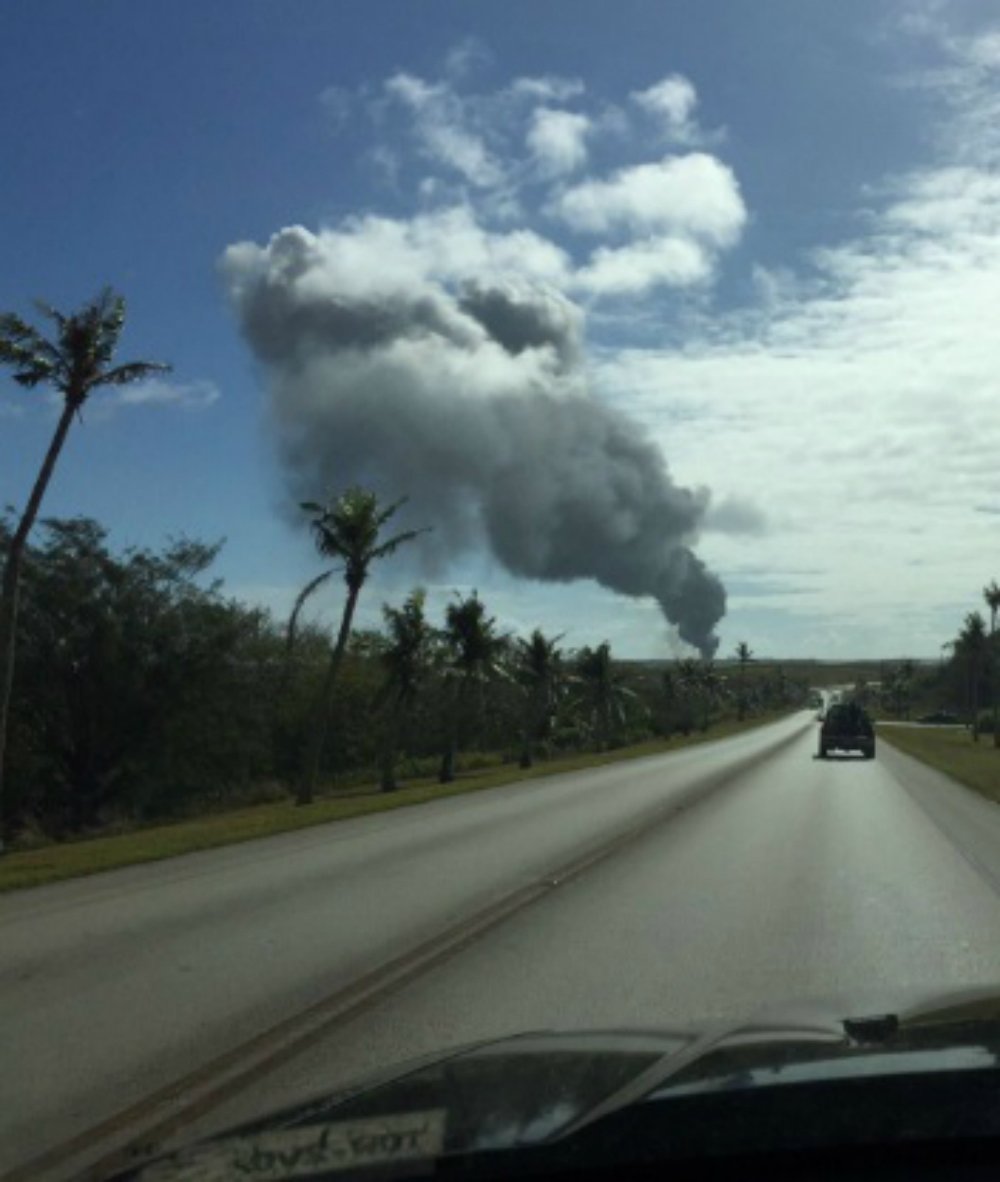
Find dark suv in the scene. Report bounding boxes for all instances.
[819,701,875,759]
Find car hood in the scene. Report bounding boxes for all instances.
[124,983,1000,1179]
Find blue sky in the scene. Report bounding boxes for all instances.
[3,0,1000,658]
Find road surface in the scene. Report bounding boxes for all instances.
[7,712,1000,1177]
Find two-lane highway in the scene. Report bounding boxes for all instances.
[7,712,1000,1178]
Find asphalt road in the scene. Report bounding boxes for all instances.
[7,712,1000,1177]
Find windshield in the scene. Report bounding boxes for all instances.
[4,2,1000,1177]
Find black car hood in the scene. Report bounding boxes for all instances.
[122,983,1000,1179]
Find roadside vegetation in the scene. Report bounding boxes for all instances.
[838,581,1000,797]
[0,508,804,859]
[0,292,808,863]
[0,711,791,893]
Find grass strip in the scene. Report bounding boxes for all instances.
[880,724,1000,803]
[0,712,789,894]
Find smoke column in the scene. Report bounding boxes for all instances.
[223,221,726,654]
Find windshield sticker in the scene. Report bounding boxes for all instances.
[139,1110,447,1180]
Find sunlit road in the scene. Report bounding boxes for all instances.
[8,713,1000,1177]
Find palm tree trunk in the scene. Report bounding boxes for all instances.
[439,735,456,783]
[971,658,981,742]
[519,685,541,768]
[297,582,361,805]
[519,732,532,769]
[439,679,463,784]
[519,699,534,769]
[0,398,77,847]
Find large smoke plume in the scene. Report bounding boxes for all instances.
[223,221,726,654]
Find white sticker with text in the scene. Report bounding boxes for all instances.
[140,1109,447,1181]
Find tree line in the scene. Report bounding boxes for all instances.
[0,507,805,841]
[854,581,1000,745]
[942,581,1000,743]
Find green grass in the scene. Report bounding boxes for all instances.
[0,712,790,894]
[880,725,1000,802]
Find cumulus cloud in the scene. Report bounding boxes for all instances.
[385,72,504,187]
[631,74,698,140]
[554,153,747,244]
[331,60,744,305]
[527,107,591,175]
[573,236,712,295]
[222,222,730,654]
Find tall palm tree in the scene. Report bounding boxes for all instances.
[575,642,636,751]
[660,668,678,737]
[984,581,1000,747]
[959,611,988,742]
[0,290,167,843]
[734,641,754,720]
[674,658,702,735]
[438,591,506,783]
[698,660,721,731]
[377,588,432,791]
[676,658,719,731]
[295,488,426,804]
[514,629,564,768]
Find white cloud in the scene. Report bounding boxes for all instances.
[114,379,221,409]
[573,236,712,295]
[509,75,585,102]
[226,206,573,303]
[526,107,591,175]
[554,153,747,245]
[631,74,698,141]
[385,72,504,187]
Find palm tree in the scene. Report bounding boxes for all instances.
[958,611,988,742]
[698,660,721,730]
[376,588,433,791]
[674,658,702,735]
[514,629,564,768]
[660,668,678,737]
[438,591,507,783]
[575,642,636,750]
[0,290,167,843]
[984,581,1000,747]
[294,488,426,804]
[734,641,754,720]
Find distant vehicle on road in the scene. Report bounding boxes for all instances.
[918,711,960,725]
[819,702,875,759]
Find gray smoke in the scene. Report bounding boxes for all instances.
[223,223,727,654]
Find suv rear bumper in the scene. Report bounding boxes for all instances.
[819,735,875,757]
